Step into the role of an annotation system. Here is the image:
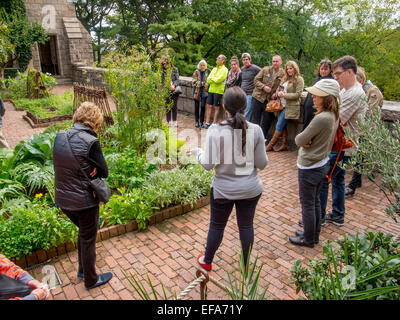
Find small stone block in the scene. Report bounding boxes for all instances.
[100,228,110,241]
[155,211,163,223]
[26,252,38,267]
[15,256,28,269]
[176,205,183,216]
[169,206,177,218]
[149,214,156,225]
[109,226,119,238]
[47,247,57,259]
[162,209,170,220]
[125,221,138,233]
[56,243,66,256]
[35,249,48,263]
[117,224,126,236]
[65,241,75,252]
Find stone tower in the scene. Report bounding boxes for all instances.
[23,0,94,81]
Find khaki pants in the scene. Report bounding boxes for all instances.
[0,128,9,148]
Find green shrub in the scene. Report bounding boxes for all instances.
[12,91,73,118]
[291,232,400,300]
[0,204,78,259]
[4,71,56,99]
[100,187,158,230]
[104,145,158,190]
[143,164,213,209]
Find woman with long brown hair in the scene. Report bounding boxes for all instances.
[188,86,268,270]
[266,60,304,152]
[289,79,340,247]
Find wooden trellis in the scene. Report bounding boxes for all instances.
[73,83,114,127]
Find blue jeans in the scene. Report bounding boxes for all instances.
[319,151,350,219]
[245,95,253,121]
[275,108,288,133]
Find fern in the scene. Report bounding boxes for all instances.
[12,162,55,201]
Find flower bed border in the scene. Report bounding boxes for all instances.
[11,196,210,269]
[23,111,72,128]
[4,98,72,128]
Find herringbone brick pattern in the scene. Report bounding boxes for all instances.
[3,87,400,300]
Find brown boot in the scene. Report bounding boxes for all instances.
[266,130,282,151]
[274,128,288,151]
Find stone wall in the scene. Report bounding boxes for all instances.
[72,64,107,88]
[69,66,400,147]
[24,0,94,78]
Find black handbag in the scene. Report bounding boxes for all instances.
[64,132,111,204]
[0,273,32,299]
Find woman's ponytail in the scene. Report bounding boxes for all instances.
[221,87,248,153]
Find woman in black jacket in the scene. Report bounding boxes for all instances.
[53,102,112,290]
[226,56,242,89]
[301,59,334,131]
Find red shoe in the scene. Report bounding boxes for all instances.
[197,254,212,271]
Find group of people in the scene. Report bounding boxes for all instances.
[190,54,383,271]
[1,52,384,299]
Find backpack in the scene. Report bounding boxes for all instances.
[326,120,354,183]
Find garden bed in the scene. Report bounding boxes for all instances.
[11,196,210,269]
[23,111,72,128]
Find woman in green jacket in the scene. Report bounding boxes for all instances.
[266,60,304,152]
[202,54,229,129]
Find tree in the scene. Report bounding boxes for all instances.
[0,1,48,75]
[74,0,116,64]
[0,22,15,81]
[346,108,400,232]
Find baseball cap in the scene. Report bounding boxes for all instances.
[306,79,340,100]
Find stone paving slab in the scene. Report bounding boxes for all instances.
[3,86,400,300]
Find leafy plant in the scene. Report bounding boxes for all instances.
[12,91,73,118]
[0,204,78,259]
[13,162,55,202]
[4,71,56,99]
[346,107,400,224]
[122,270,175,300]
[104,145,158,190]
[143,164,213,209]
[226,248,269,300]
[13,132,56,166]
[291,232,400,300]
[100,187,158,230]
[102,48,172,154]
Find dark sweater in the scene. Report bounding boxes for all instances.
[240,64,261,95]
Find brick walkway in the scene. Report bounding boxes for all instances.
[3,87,400,300]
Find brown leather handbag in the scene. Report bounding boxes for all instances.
[265,99,283,112]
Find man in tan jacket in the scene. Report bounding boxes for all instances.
[250,55,285,140]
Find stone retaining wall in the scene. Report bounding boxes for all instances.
[70,66,400,147]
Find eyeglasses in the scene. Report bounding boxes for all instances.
[333,69,348,77]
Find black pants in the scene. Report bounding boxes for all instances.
[166,94,179,122]
[250,98,276,139]
[63,206,99,287]
[194,97,206,124]
[298,164,330,244]
[204,188,261,266]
